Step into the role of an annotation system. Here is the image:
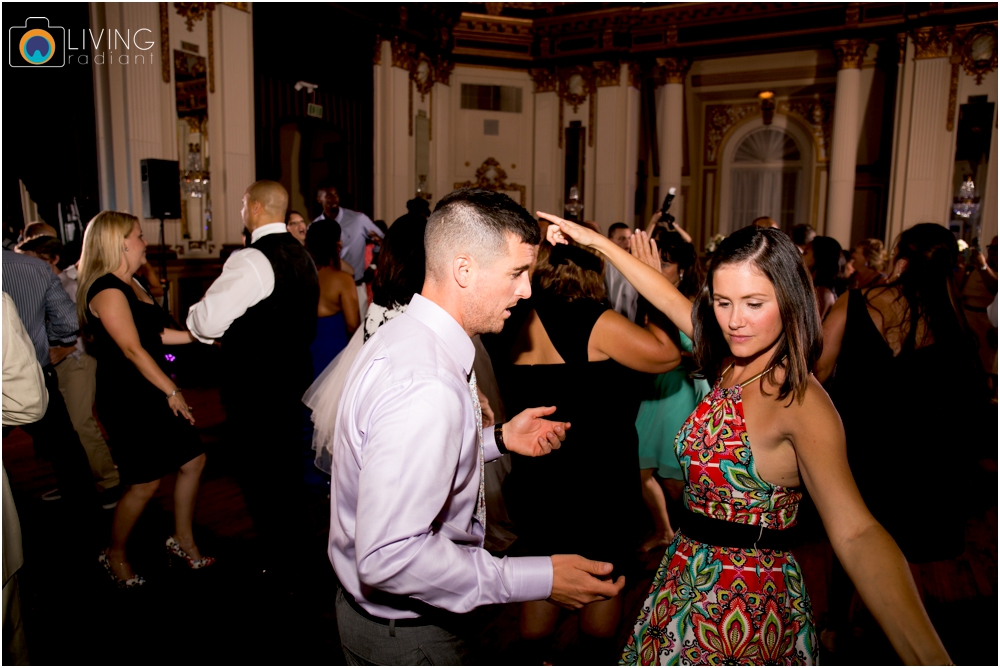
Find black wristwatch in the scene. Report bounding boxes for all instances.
[494,423,508,455]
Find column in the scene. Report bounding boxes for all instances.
[656,57,689,227]
[623,63,642,226]
[825,38,868,247]
[900,27,954,229]
[374,39,413,223]
[531,69,561,215]
[216,4,255,245]
[885,33,913,243]
[593,61,628,229]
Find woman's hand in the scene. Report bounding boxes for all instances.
[537,212,603,250]
[168,391,195,424]
[630,230,662,272]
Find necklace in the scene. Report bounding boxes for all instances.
[721,358,785,388]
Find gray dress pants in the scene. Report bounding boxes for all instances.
[335,589,469,665]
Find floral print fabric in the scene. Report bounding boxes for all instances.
[622,383,817,665]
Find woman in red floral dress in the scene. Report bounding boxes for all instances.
[542,216,951,666]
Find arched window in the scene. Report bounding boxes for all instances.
[728,128,804,231]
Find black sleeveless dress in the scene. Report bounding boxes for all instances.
[483,290,644,575]
[86,274,204,485]
[828,289,984,562]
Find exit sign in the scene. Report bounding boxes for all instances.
[307,103,323,118]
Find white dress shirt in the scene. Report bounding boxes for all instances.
[329,294,553,619]
[313,208,383,282]
[186,222,286,343]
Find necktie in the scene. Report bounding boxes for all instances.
[467,370,487,530]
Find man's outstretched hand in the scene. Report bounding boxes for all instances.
[549,555,625,609]
[503,406,570,457]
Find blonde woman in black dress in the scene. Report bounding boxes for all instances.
[79,211,213,587]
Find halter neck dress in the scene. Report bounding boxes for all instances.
[622,367,817,665]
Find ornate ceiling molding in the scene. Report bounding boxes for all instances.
[911,26,951,59]
[374,3,995,70]
[454,158,526,206]
[833,38,869,70]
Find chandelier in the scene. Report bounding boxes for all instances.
[181,143,210,198]
[952,174,979,219]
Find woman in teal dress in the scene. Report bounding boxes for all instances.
[636,230,708,552]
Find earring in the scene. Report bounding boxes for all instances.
[124,247,129,252]
[679,270,685,280]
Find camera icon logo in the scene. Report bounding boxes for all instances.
[9,17,65,67]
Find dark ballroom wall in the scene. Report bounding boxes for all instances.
[3,3,101,244]
[253,3,376,219]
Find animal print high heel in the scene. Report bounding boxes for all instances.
[165,536,216,569]
[98,550,146,588]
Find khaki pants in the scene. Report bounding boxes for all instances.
[55,353,119,491]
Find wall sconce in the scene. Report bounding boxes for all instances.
[758,90,775,125]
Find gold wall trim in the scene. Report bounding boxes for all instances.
[454,158,527,205]
[530,68,558,93]
[175,2,212,32]
[594,60,620,87]
[833,38,869,70]
[160,3,170,83]
[655,56,690,85]
[207,5,215,93]
[912,26,951,59]
[704,96,833,166]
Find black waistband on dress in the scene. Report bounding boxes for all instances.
[677,508,799,551]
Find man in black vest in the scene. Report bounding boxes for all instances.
[187,180,319,573]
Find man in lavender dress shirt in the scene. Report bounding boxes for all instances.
[329,189,625,664]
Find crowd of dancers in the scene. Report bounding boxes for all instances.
[3,179,996,666]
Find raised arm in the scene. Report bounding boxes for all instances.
[589,310,681,374]
[539,212,695,338]
[790,382,950,665]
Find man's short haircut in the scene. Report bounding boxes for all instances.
[23,222,57,240]
[751,216,779,229]
[425,188,540,279]
[316,177,339,194]
[790,223,816,247]
[608,222,630,237]
[17,236,63,260]
[245,180,288,218]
